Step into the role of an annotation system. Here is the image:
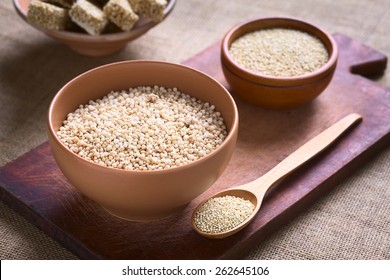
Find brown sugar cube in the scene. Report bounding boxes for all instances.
[27,0,70,30]
[46,0,76,8]
[69,0,108,35]
[132,0,167,23]
[103,0,139,32]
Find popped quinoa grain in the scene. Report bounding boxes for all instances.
[194,195,254,233]
[57,86,228,171]
[229,28,329,77]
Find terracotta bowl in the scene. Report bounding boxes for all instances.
[221,17,338,109]
[48,60,239,221]
[13,0,175,56]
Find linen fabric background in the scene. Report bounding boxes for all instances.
[0,0,389,259]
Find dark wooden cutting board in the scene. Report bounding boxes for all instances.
[0,34,389,259]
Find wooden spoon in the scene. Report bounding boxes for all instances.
[192,113,362,239]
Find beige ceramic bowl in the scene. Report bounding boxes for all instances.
[221,17,338,109]
[13,0,175,56]
[48,60,239,221]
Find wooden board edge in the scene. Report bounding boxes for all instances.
[0,172,101,260]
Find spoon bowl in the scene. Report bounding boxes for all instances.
[192,188,259,238]
[192,113,362,239]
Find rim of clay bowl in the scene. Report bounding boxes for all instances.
[13,0,176,42]
[221,16,338,87]
[48,60,239,175]
[222,60,336,89]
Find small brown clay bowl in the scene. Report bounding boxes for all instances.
[48,60,239,221]
[13,0,175,56]
[221,17,338,109]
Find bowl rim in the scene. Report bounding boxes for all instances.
[13,0,176,41]
[48,60,239,175]
[223,60,336,89]
[221,16,338,84]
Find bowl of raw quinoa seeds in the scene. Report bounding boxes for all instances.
[13,0,176,56]
[48,60,239,221]
[221,17,338,109]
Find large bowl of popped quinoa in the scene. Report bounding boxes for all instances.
[48,60,239,221]
[221,17,338,109]
[13,0,176,56]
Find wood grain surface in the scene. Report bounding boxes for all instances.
[0,33,389,259]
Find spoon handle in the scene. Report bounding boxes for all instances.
[253,113,362,191]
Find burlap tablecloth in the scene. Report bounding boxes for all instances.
[1,0,389,259]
